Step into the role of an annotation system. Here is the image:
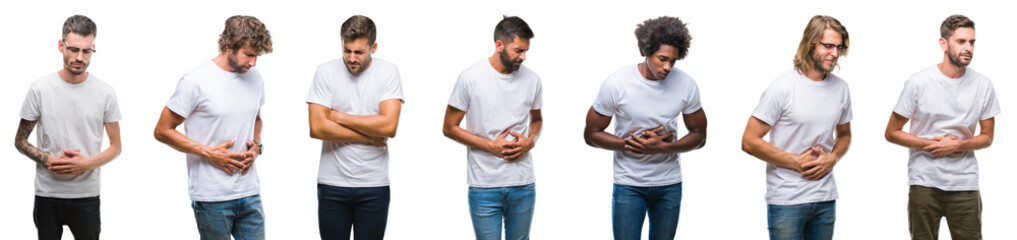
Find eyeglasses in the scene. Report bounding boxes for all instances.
[817,42,847,51]
[63,41,96,54]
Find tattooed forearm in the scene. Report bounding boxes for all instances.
[15,119,50,166]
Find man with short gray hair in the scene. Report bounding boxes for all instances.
[16,14,122,240]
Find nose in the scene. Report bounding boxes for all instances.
[249,57,257,67]
[663,61,673,71]
[830,48,840,58]
[74,51,85,62]
[518,52,526,62]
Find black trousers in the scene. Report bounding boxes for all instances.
[34,195,101,240]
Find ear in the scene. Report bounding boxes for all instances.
[58,39,65,53]
[370,42,378,54]
[939,37,948,51]
[495,39,504,53]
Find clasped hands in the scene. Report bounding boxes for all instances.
[792,146,837,181]
[487,129,535,162]
[205,140,260,176]
[624,126,675,155]
[47,149,92,175]
[923,135,964,157]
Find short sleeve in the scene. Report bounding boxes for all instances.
[531,77,542,110]
[19,85,41,121]
[682,79,703,114]
[980,81,1001,120]
[591,78,619,117]
[892,79,918,119]
[447,73,470,112]
[104,88,122,122]
[751,82,785,126]
[380,67,404,103]
[165,75,199,118]
[306,65,333,107]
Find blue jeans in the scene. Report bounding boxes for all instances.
[318,184,390,240]
[191,194,265,240]
[468,183,535,240]
[767,201,835,240]
[612,182,682,240]
[34,196,101,240]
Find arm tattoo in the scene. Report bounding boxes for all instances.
[15,119,49,166]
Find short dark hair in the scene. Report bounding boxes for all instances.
[635,16,691,59]
[493,16,534,43]
[62,15,96,40]
[341,15,377,45]
[941,15,974,39]
[217,15,273,54]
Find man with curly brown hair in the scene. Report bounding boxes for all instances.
[154,15,272,240]
[584,16,707,240]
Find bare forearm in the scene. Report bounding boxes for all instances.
[886,130,934,149]
[665,131,705,153]
[443,125,492,152]
[87,144,121,169]
[154,128,213,159]
[585,131,627,151]
[310,124,376,143]
[333,112,396,138]
[15,139,53,166]
[254,116,262,143]
[959,134,992,151]
[15,119,52,165]
[831,135,851,160]
[742,137,797,169]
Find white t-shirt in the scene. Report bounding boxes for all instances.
[591,65,702,187]
[20,72,121,198]
[751,70,852,205]
[448,60,542,188]
[306,58,403,188]
[892,66,1000,191]
[166,61,265,202]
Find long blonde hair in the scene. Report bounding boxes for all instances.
[793,15,849,74]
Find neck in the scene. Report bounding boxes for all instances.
[803,68,827,82]
[57,68,88,84]
[488,53,512,74]
[212,53,235,72]
[637,62,661,80]
[937,56,966,79]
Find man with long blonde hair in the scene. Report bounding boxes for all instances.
[741,15,852,240]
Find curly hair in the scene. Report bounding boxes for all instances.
[793,15,848,74]
[634,16,691,59]
[493,15,534,43]
[217,15,273,54]
[341,15,376,45]
[940,15,974,39]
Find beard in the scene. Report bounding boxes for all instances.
[499,50,521,72]
[345,56,372,75]
[228,54,250,74]
[63,55,88,75]
[812,55,835,74]
[946,47,972,67]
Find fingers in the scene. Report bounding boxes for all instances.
[624,145,644,154]
[650,125,666,134]
[502,146,523,156]
[508,131,526,140]
[624,138,644,149]
[214,140,236,149]
[497,130,510,140]
[660,131,674,140]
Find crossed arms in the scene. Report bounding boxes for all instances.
[308,99,402,146]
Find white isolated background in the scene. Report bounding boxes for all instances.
[0,0,1013,239]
